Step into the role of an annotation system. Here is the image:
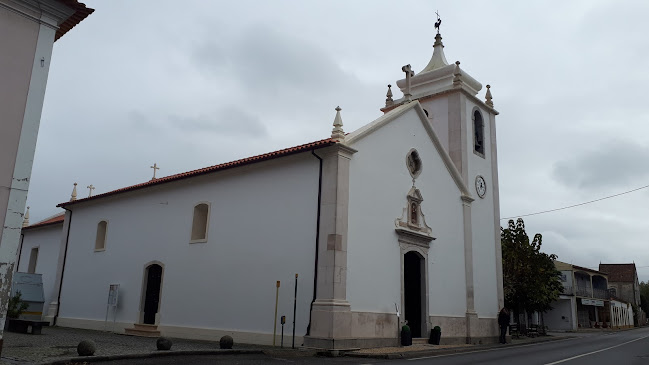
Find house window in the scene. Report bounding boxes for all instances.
[27,247,38,273]
[190,203,210,242]
[95,221,108,251]
[473,110,485,156]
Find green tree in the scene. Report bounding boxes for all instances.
[501,218,563,317]
[639,281,649,315]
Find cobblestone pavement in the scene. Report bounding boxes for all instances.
[0,327,233,364]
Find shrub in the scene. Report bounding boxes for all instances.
[7,291,29,319]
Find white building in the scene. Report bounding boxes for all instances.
[0,0,92,336]
[21,28,503,349]
[17,211,65,312]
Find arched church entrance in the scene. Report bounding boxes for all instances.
[404,251,425,337]
[142,263,163,324]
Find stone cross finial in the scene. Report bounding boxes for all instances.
[452,61,462,87]
[22,206,30,227]
[87,184,95,197]
[150,163,160,180]
[70,182,78,202]
[385,84,393,107]
[331,106,345,142]
[402,64,414,101]
[485,84,494,108]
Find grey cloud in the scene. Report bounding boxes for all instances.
[192,23,358,95]
[552,140,649,189]
[168,105,267,138]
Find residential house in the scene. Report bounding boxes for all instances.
[599,263,645,326]
[544,261,610,330]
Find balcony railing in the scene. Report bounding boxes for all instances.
[561,286,573,295]
[593,288,609,299]
[575,287,592,297]
[571,287,609,299]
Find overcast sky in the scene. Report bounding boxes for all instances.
[28,0,649,279]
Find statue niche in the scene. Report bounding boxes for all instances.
[395,186,434,246]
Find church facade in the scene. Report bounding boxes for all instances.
[19,29,503,348]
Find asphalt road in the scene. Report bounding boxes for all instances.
[80,328,649,364]
[401,327,649,365]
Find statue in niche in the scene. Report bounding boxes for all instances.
[410,203,418,225]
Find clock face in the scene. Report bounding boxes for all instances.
[475,176,487,198]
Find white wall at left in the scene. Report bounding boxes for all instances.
[18,224,63,308]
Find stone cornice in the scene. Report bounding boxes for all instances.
[0,0,75,28]
[314,143,358,159]
[381,87,499,116]
[395,228,435,249]
[461,195,475,204]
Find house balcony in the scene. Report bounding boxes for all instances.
[571,287,609,300]
[593,288,609,299]
[575,287,592,297]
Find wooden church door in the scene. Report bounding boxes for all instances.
[143,264,162,324]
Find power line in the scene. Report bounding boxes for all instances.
[500,183,649,220]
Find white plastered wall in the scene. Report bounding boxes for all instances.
[18,224,62,307]
[465,100,499,318]
[420,98,449,152]
[58,153,319,344]
[346,107,467,318]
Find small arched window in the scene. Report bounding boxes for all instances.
[190,203,210,242]
[95,221,108,251]
[27,247,39,273]
[473,110,485,156]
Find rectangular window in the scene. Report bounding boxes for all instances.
[27,247,39,273]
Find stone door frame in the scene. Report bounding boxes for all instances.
[138,261,165,325]
[399,241,430,338]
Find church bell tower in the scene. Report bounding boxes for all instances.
[381,14,504,342]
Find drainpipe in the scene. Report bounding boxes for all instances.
[306,150,323,336]
[16,233,24,272]
[53,208,73,326]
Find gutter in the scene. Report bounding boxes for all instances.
[16,233,24,272]
[53,207,73,326]
[306,150,323,335]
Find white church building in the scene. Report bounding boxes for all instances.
[18,28,503,349]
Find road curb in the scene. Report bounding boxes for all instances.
[40,349,264,365]
[344,336,572,359]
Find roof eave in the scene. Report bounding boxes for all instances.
[58,139,337,209]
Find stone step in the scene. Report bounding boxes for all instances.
[125,323,160,337]
[412,338,430,345]
[133,323,159,332]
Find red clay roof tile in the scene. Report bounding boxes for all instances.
[58,137,338,208]
[54,0,94,41]
[22,213,65,230]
